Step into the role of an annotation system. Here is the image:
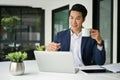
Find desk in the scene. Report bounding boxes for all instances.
[0,60,120,80]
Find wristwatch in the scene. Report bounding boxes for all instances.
[97,41,103,46]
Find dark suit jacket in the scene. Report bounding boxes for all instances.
[53,29,106,65]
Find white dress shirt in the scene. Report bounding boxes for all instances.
[70,31,84,67]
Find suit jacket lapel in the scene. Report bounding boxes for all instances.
[66,30,70,51]
[81,37,87,56]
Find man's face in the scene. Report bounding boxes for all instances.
[69,11,85,32]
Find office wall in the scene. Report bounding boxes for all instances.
[0,0,92,46]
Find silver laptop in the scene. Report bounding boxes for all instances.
[34,51,79,73]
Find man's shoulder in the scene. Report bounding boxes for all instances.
[54,29,70,42]
[57,29,70,35]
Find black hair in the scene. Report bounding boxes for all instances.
[69,4,88,18]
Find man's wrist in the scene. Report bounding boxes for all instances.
[97,40,103,46]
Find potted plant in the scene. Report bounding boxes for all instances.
[1,16,20,31]
[36,45,45,51]
[5,51,27,76]
[1,16,20,40]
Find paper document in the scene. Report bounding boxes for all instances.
[102,63,120,73]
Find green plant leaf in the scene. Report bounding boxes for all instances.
[5,51,27,62]
[36,45,45,51]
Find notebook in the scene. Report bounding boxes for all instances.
[78,65,106,73]
[34,51,79,73]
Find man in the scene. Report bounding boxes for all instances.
[46,4,106,67]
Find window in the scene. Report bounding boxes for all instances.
[93,0,113,64]
[0,6,45,61]
[52,5,69,40]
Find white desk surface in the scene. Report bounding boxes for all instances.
[0,60,120,80]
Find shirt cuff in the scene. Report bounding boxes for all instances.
[97,45,103,51]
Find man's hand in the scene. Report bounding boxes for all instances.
[90,29,102,44]
[46,42,61,51]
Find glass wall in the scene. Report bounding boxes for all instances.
[0,6,45,61]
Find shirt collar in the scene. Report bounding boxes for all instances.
[70,29,82,37]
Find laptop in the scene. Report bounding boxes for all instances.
[34,51,79,73]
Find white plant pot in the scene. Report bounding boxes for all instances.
[9,62,25,76]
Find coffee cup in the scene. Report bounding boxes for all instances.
[82,28,90,37]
